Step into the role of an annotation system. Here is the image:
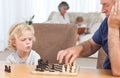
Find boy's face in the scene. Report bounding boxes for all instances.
[14,30,34,53]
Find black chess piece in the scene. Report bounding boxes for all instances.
[8,66,11,72]
[49,64,55,72]
[36,59,46,72]
[40,65,44,72]
[38,59,43,65]
[4,65,8,72]
[4,65,11,73]
[51,64,54,70]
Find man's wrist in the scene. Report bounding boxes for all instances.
[108,27,119,39]
[108,25,120,29]
[119,27,120,39]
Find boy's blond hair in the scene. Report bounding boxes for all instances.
[8,23,35,50]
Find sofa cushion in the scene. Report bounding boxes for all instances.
[89,23,101,34]
[47,12,105,29]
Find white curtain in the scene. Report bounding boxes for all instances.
[0,0,34,51]
[32,0,101,23]
[0,0,101,51]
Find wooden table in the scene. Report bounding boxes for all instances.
[0,64,116,78]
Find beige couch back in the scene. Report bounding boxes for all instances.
[47,12,105,28]
[32,23,77,63]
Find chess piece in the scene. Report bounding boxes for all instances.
[62,65,65,72]
[5,65,8,72]
[32,60,78,76]
[71,61,76,73]
[67,65,70,73]
[51,64,54,70]
[48,64,55,72]
[4,65,11,73]
[38,59,43,65]
[71,65,76,73]
[8,66,11,72]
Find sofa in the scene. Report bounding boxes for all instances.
[46,12,105,43]
[47,11,105,30]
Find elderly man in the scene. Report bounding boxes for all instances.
[57,0,120,76]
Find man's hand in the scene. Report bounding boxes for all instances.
[57,46,82,65]
[108,1,120,28]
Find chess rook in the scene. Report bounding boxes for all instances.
[4,65,11,73]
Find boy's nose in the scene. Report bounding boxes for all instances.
[26,39,30,44]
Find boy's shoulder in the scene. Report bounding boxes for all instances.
[8,51,16,57]
[30,50,40,57]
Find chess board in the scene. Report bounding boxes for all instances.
[31,63,79,76]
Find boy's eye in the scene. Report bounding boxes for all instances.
[21,38,26,41]
[29,38,32,41]
[20,38,33,41]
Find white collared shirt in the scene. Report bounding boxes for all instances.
[50,12,70,24]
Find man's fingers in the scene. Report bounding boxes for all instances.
[57,50,66,63]
[111,5,115,15]
[69,55,77,65]
[57,50,63,60]
[65,51,72,65]
[118,0,120,14]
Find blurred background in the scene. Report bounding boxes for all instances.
[0,0,101,51]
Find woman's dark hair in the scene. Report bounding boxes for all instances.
[58,1,69,11]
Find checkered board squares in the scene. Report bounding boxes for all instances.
[31,64,79,76]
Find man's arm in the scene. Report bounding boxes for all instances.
[79,39,101,57]
[108,1,120,76]
[108,27,120,76]
[57,39,101,65]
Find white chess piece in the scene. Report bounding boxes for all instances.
[71,61,76,73]
[67,65,70,73]
[62,65,65,72]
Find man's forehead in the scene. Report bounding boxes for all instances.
[100,0,115,4]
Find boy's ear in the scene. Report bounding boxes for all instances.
[12,40,16,47]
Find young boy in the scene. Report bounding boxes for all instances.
[75,16,89,33]
[75,16,86,27]
[6,23,40,65]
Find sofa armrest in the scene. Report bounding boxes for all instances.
[97,48,106,69]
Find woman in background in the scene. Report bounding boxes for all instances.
[50,1,70,24]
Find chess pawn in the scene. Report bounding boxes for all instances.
[67,65,70,73]
[62,65,65,72]
[71,65,76,73]
[73,61,77,68]
[71,61,76,73]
